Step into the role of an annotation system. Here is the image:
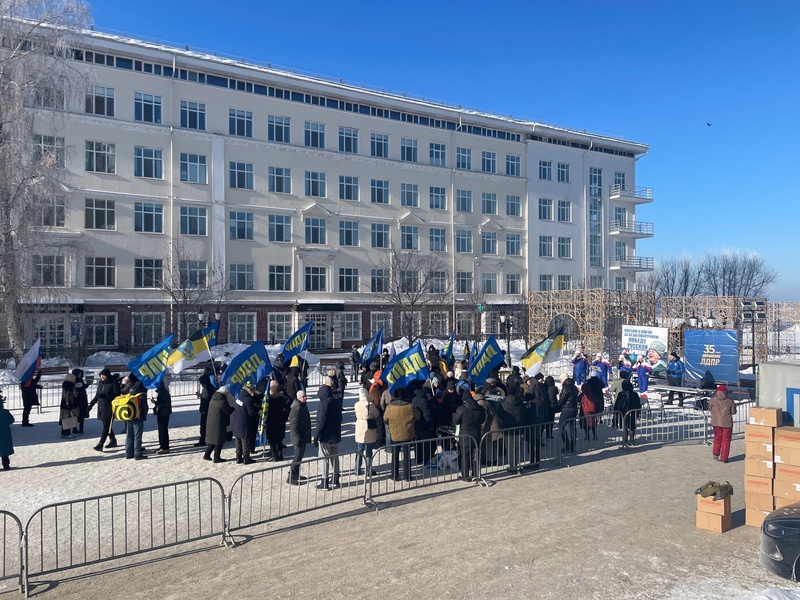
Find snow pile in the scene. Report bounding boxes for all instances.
[84,350,136,367]
[742,590,800,600]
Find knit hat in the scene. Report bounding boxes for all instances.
[296,389,306,399]
[717,384,728,393]
[670,351,679,359]
[99,368,112,378]
[596,353,603,359]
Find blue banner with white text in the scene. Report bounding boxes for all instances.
[684,329,739,383]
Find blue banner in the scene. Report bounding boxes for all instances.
[127,335,174,390]
[383,342,430,393]
[361,327,383,365]
[281,321,313,360]
[442,332,455,362]
[221,341,273,398]
[468,335,504,387]
[684,329,739,383]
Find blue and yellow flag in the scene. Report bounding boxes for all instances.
[221,341,273,398]
[361,327,383,366]
[442,332,455,362]
[281,321,313,360]
[463,341,471,363]
[468,336,504,387]
[167,322,220,374]
[520,326,565,377]
[383,342,430,393]
[127,335,174,390]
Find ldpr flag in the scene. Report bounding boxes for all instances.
[361,327,383,365]
[383,342,430,393]
[221,341,272,398]
[468,336,504,387]
[167,321,220,374]
[281,321,313,360]
[127,335,174,390]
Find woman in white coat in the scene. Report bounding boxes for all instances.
[354,388,380,477]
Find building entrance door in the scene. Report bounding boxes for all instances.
[303,313,329,350]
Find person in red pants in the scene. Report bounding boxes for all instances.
[709,384,736,463]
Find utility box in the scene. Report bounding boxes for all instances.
[757,362,800,426]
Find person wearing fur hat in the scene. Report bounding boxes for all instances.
[709,384,736,462]
[0,392,15,470]
[88,368,120,451]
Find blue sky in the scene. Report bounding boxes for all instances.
[90,0,800,300]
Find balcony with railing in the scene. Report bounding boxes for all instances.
[609,219,654,238]
[610,256,654,271]
[609,184,654,204]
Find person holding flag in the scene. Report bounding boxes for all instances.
[15,340,41,428]
[361,327,383,367]
[519,327,566,378]
[167,322,220,375]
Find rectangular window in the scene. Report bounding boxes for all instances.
[85,257,115,287]
[590,275,604,289]
[339,267,359,292]
[539,274,553,291]
[268,115,290,143]
[33,255,65,286]
[339,175,359,201]
[456,147,471,170]
[229,264,254,290]
[429,186,446,210]
[180,100,206,130]
[615,240,628,260]
[456,230,472,253]
[339,127,358,153]
[131,313,164,348]
[371,132,389,158]
[538,198,553,220]
[33,196,65,227]
[179,260,207,288]
[456,311,474,337]
[558,162,570,183]
[371,312,392,337]
[134,147,163,179]
[305,266,326,292]
[506,273,521,295]
[539,160,552,180]
[506,154,521,177]
[229,161,254,190]
[180,153,207,184]
[400,138,418,162]
[482,272,497,295]
[134,92,162,124]
[371,268,389,293]
[229,109,253,138]
[229,211,254,240]
[400,312,422,339]
[268,214,291,242]
[268,265,292,291]
[429,271,447,294]
[341,313,362,340]
[506,195,521,217]
[34,85,65,110]
[456,272,473,294]
[558,236,572,259]
[304,121,325,148]
[228,313,256,343]
[370,179,389,204]
[85,141,115,173]
[400,183,418,207]
[267,313,293,342]
[33,135,65,168]
[86,85,114,117]
[135,258,163,288]
[589,167,603,198]
[481,193,497,215]
[400,225,418,250]
[429,228,446,252]
[371,223,389,248]
[429,142,446,166]
[615,206,628,226]
[539,235,553,257]
[85,313,117,347]
[506,233,521,256]
[558,275,572,290]
[37,317,66,350]
[305,217,326,244]
[180,206,207,236]
[615,171,627,189]
[339,220,359,246]
[305,171,326,197]
[400,270,419,293]
[456,190,472,212]
[481,231,497,255]
[268,166,291,193]
[84,198,115,230]
[134,202,163,233]
[615,276,628,291]
[481,151,496,174]
[558,200,572,223]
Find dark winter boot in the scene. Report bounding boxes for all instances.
[332,475,341,489]
[276,446,284,461]
[316,478,330,491]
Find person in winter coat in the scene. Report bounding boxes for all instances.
[558,378,579,453]
[383,388,420,481]
[232,383,260,465]
[350,345,361,383]
[709,384,737,463]
[571,352,589,385]
[612,378,641,447]
[634,357,651,397]
[335,361,348,396]
[367,369,387,448]
[544,375,559,438]
[0,393,15,470]
[354,388,380,477]
[525,374,550,468]
[579,381,600,441]
[70,369,89,434]
[314,376,343,490]
[476,391,504,466]
[505,366,523,399]
[122,374,148,460]
[287,389,311,485]
[88,369,120,451]
[427,345,441,374]
[666,351,686,406]
[411,388,437,467]
[59,373,78,438]
[19,368,41,427]
[265,380,290,461]
[204,386,235,463]
[151,376,172,454]
[591,354,611,387]
[452,388,485,481]
[498,393,528,473]
[196,361,218,447]
[285,366,303,403]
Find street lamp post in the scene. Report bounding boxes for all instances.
[741,300,767,375]
[500,312,513,365]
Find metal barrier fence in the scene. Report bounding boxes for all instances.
[23,477,226,597]
[1,510,23,593]
[478,423,562,477]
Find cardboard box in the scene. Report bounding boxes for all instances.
[745,425,775,446]
[745,441,774,460]
[774,444,800,467]
[697,510,732,533]
[746,492,775,512]
[775,427,800,450]
[775,496,798,509]
[745,456,775,479]
[746,508,771,528]
[744,474,774,496]
[773,478,800,502]
[749,407,783,428]
[697,494,732,516]
[776,463,800,485]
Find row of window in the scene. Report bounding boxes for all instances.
[538,274,629,291]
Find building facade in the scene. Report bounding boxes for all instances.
[20,29,653,353]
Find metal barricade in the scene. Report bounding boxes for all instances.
[226,449,368,544]
[0,510,23,593]
[732,400,757,436]
[478,422,561,477]
[627,407,708,444]
[23,477,226,596]
[570,411,625,455]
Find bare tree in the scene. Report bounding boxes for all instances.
[699,249,779,298]
[653,256,704,298]
[0,3,91,359]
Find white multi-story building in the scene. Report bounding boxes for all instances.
[21,29,653,353]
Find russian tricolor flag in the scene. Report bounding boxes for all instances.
[14,339,41,385]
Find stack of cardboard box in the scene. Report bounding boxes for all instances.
[744,406,793,527]
[696,493,732,533]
